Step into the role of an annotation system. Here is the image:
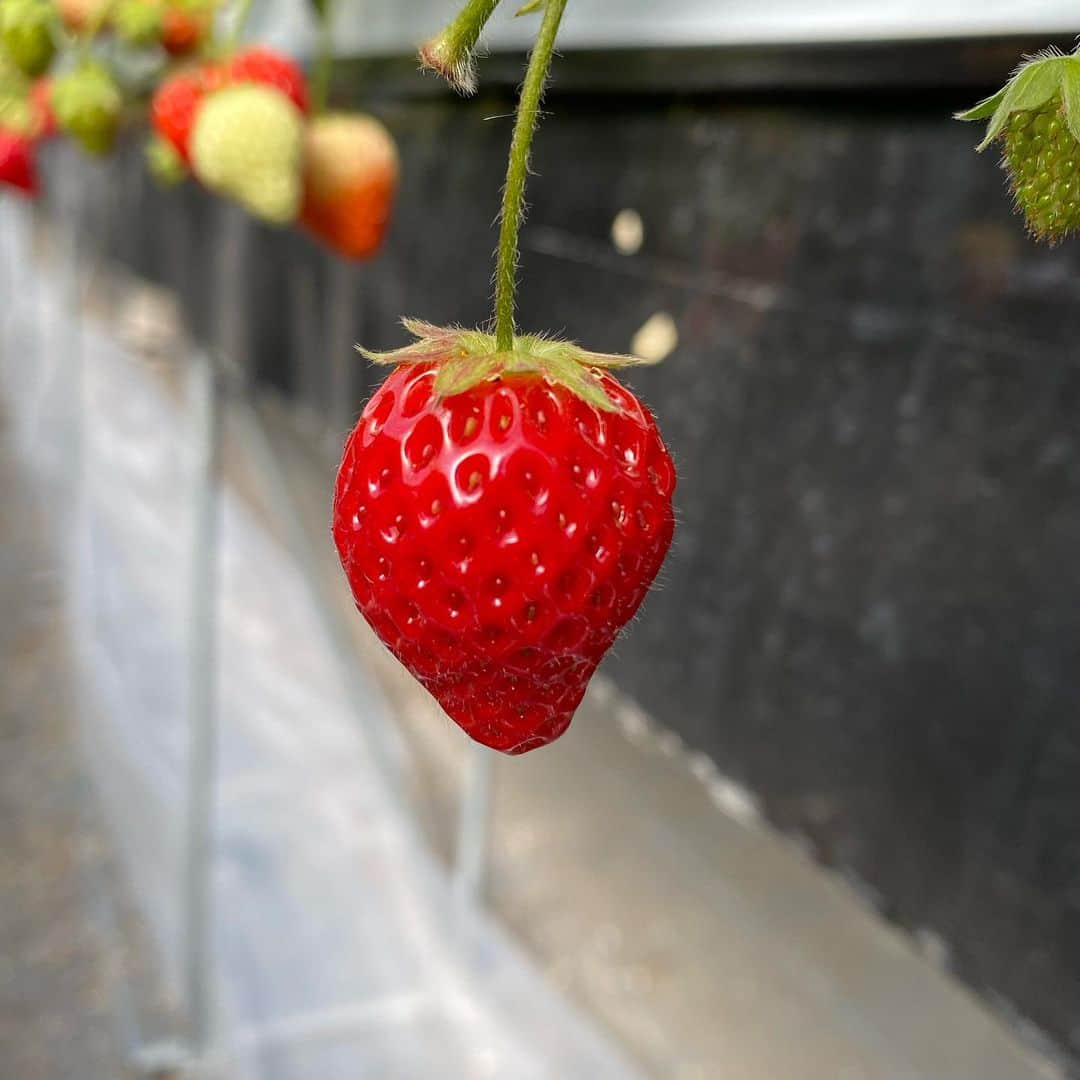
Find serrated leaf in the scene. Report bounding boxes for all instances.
[955,86,1007,122]
[978,56,1065,150]
[1061,58,1080,144]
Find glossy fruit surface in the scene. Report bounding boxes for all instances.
[300,113,398,259]
[333,362,675,754]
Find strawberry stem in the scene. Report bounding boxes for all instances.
[228,0,255,47]
[494,0,568,353]
[419,0,502,94]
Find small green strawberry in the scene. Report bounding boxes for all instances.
[957,49,1080,243]
[51,62,122,156]
[189,83,303,225]
[0,0,56,79]
[111,0,162,46]
[145,132,186,186]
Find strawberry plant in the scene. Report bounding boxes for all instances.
[332,0,677,754]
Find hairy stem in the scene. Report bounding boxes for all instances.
[494,0,568,351]
[419,0,501,94]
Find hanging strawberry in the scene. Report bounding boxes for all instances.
[50,60,122,155]
[958,48,1080,242]
[300,113,398,259]
[189,81,304,224]
[0,0,56,78]
[333,0,676,754]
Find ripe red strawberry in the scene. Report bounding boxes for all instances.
[151,62,221,162]
[160,4,208,56]
[332,322,675,754]
[228,46,308,114]
[300,113,398,260]
[0,125,37,194]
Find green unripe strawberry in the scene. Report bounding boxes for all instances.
[958,50,1080,243]
[51,62,122,156]
[145,132,186,186]
[111,0,162,46]
[1002,98,1080,240]
[0,0,56,78]
[189,83,303,225]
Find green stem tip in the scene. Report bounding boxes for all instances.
[418,0,501,95]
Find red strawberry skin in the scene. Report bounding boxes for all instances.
[332,365,676,754]
[228,47,308,114]
[300,114,398,260]
[160,7,210,56]
[0,128,38,195]
[151,65,221,162]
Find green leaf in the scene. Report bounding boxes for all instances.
[977,55,1065,150]
[954,86,1007,122]
[1061,57,1080,144]
[307,0,327,19]
[515,0,543,14]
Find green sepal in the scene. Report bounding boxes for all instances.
[962,53,1069,151]
[1061,57,1080,144]
[954,85,1006,122]
[358,318,656,412]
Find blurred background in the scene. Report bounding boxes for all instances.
[3,0,1080,1077]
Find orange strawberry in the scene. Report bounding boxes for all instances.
[300,113,398,259]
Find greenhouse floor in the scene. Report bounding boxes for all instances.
[0,200,1067,1080]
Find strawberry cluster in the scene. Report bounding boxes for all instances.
[150,47,398,258]
[0,0,399,261]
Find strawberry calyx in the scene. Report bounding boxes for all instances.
[359,318,656,413]
[957,50,1080,150]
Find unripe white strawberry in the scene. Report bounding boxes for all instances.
[189,82,302,225]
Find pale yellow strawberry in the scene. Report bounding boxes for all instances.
[189,82,302,225]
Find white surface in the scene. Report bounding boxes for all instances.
[256,0,1079,60]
